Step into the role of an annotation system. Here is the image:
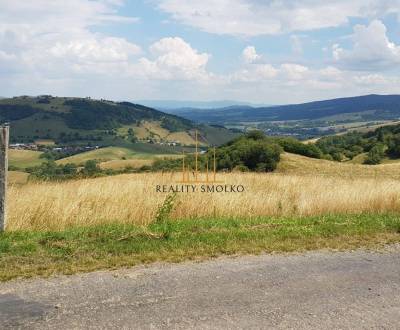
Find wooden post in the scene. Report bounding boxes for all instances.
[0,125,9,232]
[195,130,198,181]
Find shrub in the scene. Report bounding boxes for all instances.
[273,137,322,159]
[82,160,101,176]
[364,144,385,165]
[215,133,282,172]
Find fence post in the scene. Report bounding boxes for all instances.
[0,125,9,232]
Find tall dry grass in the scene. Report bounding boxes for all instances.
[7,171,400,231]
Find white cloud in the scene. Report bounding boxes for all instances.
[224,61,400,103]
[0,0,141,77]
[281,64,309,80]
[319,66,343,80]
[230,62,311,84]
[242,46,262,64]
[231,64,278,82]
[50,37,141,62]
[333,20,400,71]
[138,37,211,80]
[157,0,400,37]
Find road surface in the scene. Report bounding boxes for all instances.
[1,246,400,329]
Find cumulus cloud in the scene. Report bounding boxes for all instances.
[138,37,211,80]
[157,0,400,37]
[242,46,262,64]
[50,38,141,62]
[0,0,141,78]
[333,20,400,71]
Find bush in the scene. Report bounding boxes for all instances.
[273,137,322,159]
[214,131,282,172]
[82,160,101,176]
[364,144,385,165]
[27,161,78,180]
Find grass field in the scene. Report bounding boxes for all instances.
[9,149,44,169]
[7,153,400,231]
[8,171,29,185]
[56,146,181,169]
[346,154,400,165]
[3,153,400,281]
[1,213,400,281]
[56,147,138,165]
[277,153,400,179]
[347,153,367,164]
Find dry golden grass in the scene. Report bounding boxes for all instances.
[142,121,170,138]
[100,159,154,170]
[8,171,29,185]
[167,131,198,145]
[56,147,136,165]
[9,149,44,169]
[7,160,400,231]
[278,153,400,179]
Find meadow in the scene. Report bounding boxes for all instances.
[56,146,181,168]
[7,153,400,231]
[3,152,400,280]
[8,149,44,169]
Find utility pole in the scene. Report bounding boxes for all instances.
[0,125,9,232]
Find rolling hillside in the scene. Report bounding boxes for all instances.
[55,146,181,169]
[171,94,400,123]
[277,152,400,180]
[0,96,238,147]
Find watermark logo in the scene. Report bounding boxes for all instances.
[156,130,245,193]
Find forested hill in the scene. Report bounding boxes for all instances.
[0,96,191,130]
[169,94,400,123]
[0,96,237,146]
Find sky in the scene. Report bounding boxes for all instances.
[1,0,400,104]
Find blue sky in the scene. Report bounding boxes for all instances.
[1,0,400,104]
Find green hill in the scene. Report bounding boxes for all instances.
[0,96,238,147]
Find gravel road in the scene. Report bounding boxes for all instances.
[1,246,400,329]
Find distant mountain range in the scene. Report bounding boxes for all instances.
[165,95,400,124]
[135,100,272,110]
